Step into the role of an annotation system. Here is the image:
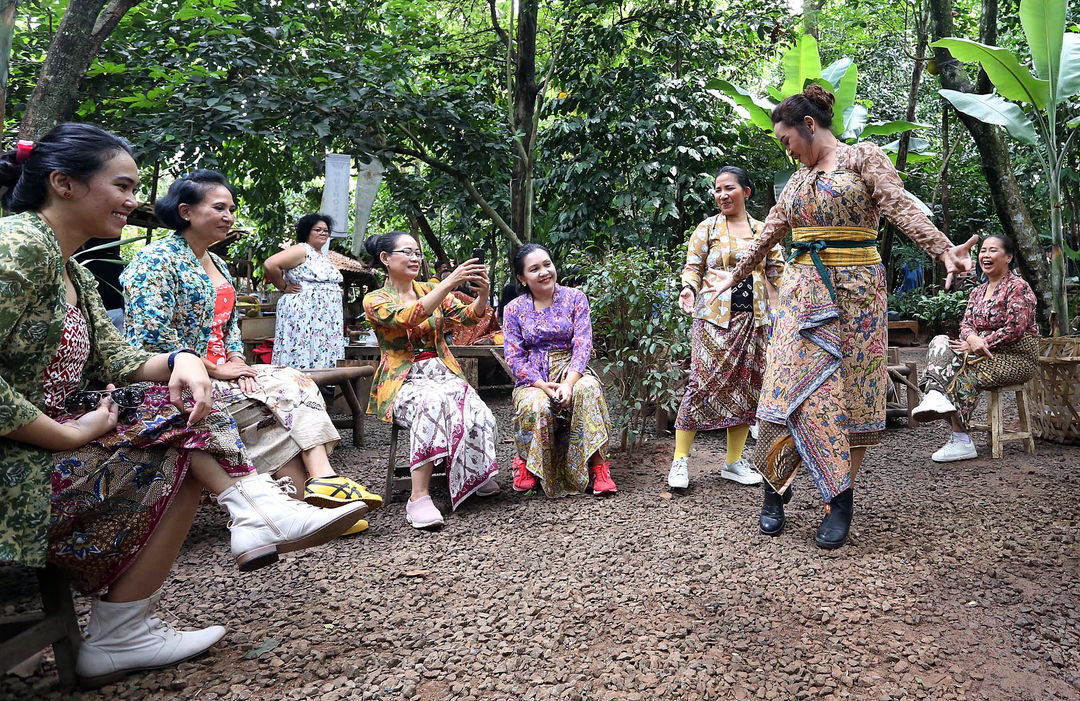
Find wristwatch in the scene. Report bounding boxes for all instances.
[167,349,200,371]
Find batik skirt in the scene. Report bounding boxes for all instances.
[212,366,340,475]
[512,350,611,497]
[392,359,499,510]
[674,313,767,431]
[754,263,888,503]
[921,334,1038,430]
[49,385,254,594]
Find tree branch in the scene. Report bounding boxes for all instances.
[89,0,142,57]
[487,0,515,61]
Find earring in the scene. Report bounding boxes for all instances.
[63,192,72,199]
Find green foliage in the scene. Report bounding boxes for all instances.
[889,287,971,336]
[573,247,690,452]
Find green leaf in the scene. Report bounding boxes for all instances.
[929,37,1049,108]
[1067,115,1080,128]
[860,120,930,137]
[706,79,775,131]
[1056,34,1080,100]
[780,34,822,97]
[841,104,868,139]
[1020,0,1065,88]
[820,57,853,88]
[939,89,1039,145]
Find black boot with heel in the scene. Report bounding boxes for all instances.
[815,487,854,549]
[759,482,793,536]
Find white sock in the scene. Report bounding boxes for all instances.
[952,431,971,444]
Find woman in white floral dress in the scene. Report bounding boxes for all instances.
[265,214,346,369]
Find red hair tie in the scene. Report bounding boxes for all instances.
[15,140,33,164]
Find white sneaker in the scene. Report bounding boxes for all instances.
[667,457,689,489]
[912,390,957,422]
[721,458,763,485]
[749,423,759,441]
[77,590,225,688]
[932,435,978,462]
[217,474,368,571]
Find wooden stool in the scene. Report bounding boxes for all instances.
[0,564,80,688]
[384,423,449,502]
[302,365,374,447]
[969,385,1036,459]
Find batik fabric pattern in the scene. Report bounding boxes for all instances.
[958,271,1039,349]
[121,232,243,358]
[447,290,502,346]
[272,243,346,369]
[392,359,499,510]
[675,314,767,431]
[123,247,340,474]
[502,285,593,387]
[680,214,785,328]
[49,382,253,594]
[921,335,1038,431]
[0,213,152,566]
[363,281,481,422]
[728,142,953,503]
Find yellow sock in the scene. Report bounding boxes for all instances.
[673,430,696,459]
[726,425,750,465]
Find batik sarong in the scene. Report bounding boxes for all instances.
[755,262,887,503]
[921,334,1038,430]
[675,313,767,431]
[49,385,254,594]
[212,365,340,475]
[512,350,610,497]
[392,358,499,510]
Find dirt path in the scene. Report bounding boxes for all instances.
[3,366,1078,700]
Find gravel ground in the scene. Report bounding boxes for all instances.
[3,349,1079,700]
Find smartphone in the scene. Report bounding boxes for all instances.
[472,246,486,264]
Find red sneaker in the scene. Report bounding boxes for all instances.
[512,456,537,492]
[590,461,617,494]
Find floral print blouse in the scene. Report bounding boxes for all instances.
[502,286,593,388]
[960,271,1038,349]
[0,212,151,566]
[363,281,481,422]
[731,142,953,283]
[680,214,785,328]
[121,232,243,357]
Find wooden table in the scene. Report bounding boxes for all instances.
[345,344,513,390]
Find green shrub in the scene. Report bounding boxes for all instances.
[889,288,971,337]
[573,247,690,452]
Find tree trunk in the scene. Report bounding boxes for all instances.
[0,1,17,134]
[803,0,826,39]
[408,209,450,269]
[928,0,1053,328]
[510,0,539,245]
[18,0,142,139]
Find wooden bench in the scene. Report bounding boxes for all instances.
[887,320,919,347]
[0,564,80,688]
[302,365,374,447]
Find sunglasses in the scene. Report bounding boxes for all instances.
[64,386,146,416]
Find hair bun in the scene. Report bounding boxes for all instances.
[802,84,835,115]
[363,234,381,260]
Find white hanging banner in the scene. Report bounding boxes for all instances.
[351,155,385,257]
[320,153,353,253]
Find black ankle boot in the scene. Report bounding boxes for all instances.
[815,487,854,550]
[759,482,793,536]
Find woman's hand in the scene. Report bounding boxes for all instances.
[535,380,560,400]
[678,287,696,314]
[699,270,734,297]
[554,382,575,407]
[940,235,979,290]
[282,283,302,294]
[67,385,120,445]
[169,354,215,425]
[965,333,993,358]
[444,259,488,290]
[208,356,261,395]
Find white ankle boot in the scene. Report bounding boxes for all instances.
[76,590,225,688]
[216,473,368,571]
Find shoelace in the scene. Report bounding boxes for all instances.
[273,475,297,496]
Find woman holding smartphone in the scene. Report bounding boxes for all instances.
[667,166,785,491]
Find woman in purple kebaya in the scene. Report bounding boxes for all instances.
[502,244,616,497]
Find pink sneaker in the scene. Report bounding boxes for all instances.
[590,462,617,495]
[512,456,537,492]
[405,495,444,529]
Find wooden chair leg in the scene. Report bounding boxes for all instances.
[905,361,919,428]
[357,374,372,447]
[338,380,363,448]
[989,390,1004,459]
[1016,388,1036,454]
[385,424,399,502]
[38,566,80,689]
